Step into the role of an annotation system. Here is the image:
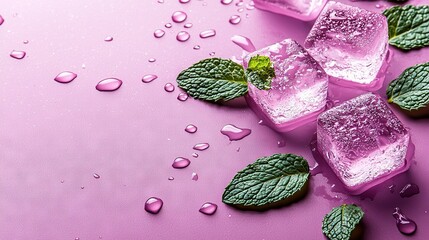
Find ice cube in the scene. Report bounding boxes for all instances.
[244,39,328,132]
[254,0,328,21]
[304,2,388,90]
[317,93,412,194]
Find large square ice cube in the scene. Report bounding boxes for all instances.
[254,0,328,21]
[304,2,388,90]
[244,39,328,132]
[317,93,412,194]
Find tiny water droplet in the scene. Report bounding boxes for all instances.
[246,3,255,10]
[142,74,158,83]
[209,52,215,56]
[179,0,190,3]
[168,176,175,181]
[172,11,187,23]
[221,0,233,5]
[199,29,216,38]
[158,0,164,3]
[54,71,77,83]
[75,238,80,240]
[145,197,163,214]
[164,83,175,92]
[0,15,4,25]
[177,92,189,101]
[104,36,113,42]
[154,29,165,38]
[176,31,190,42]
[193,143,209,151]
[393,207,417,235]
[236,147,240,152]
[389,184,396,193]
[23,40,29,44]
[185,124,197,133]
[229,15,241,25]
[60,180,64,183]
[221,124,251,141]
[148,58,156,63]
[172,157,191,169]
[95,78,122,92]
[277,139,286,148]
[10,50,26,59]
[193,45,201,50]
[184,23,193,28]
[231,35,256,52]
[165,23,172,28]
[191,172,199,181]
[236,1,243,7]
[93,173,100,179]
[192,153,199,158]
[81,186,85,189]
[237,8,244,13]
[399,183,419,198]
[199,202,218,215]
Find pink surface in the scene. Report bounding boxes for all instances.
[0,0,428,239]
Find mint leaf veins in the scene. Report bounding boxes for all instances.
[246,55,276,90]
[322,204,364,240]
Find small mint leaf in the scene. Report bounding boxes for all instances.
[177,58,248,102]
[322,204,364,240]
[222,153,309,208]
[383,5,429,50]
[386,62,429,111]
[246,55,275,90]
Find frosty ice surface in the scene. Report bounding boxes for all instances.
[244,39,328,132]
[317,93,412,194]
[254,0,328,21]
[304,2,388,90]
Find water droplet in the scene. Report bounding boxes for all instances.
[60,180,64,183]
[237,8,244,13]
[95,78,123,92]
[209,52,215,56]
[191,172,199,181]
[145,197,163,214]
[399,183,420,198]
[176,31,190,42]
[389,184,396,193]
[236,147,240,152]
[221,0,233,5]
[199,29,216,38]
[93,173,100,179]
[104,36,113,42]
[185,124,197,133]
[142,74,158,83]
[10,50,26,59]
[154,29,165,38]
[168,176,174,181]
[393,207,417,235]
[148,58,156,63]
[236,1,244,7]
[193,143,209,151]
[23,40,29,44]
[192,153,199,158]
[177,92,189,101]
[172,157,191,169]
[246,3,255,10]
[229,15,241,25]
[0,15,4,25]
[75,237,80,240]
[199,202,218,215]
[54,71,77,84]
[179,0,190,3]
[277,139,286,148]
[165,23,172,28]
[81,186,85,189]
[193,45,201,50]
[164,83,175,92]
[220,124,251,141]
[172,11,187,23]
[158,0,164,3]
[184,23,193,28]
[231,35,256,52]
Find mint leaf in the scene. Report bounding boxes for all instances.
[386,62,429,111]
[176,58,248,102]
[322,204,364,240]
[222,153,309,208]
[383,5,429,50]
[246,55,275,90]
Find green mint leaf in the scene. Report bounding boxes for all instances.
[222,153,309,209]
[322,204,364,240]
[246,55,275,90]
[176,58,248,102]
[383,5,429,50]
[386,62,429,111]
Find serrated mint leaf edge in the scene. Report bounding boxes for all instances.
[322,204,364,240]
[245,55,275,90]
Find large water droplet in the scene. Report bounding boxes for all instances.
[142,74,158,83]
[154,29,165,38]
[193,143,209,151]
[164,83,175,92]
[399,183,420,198]
[10,50,26,59]
[199,29,216,38]
[54,71,77,84]
[172,11,187,23]
[95,78,123,92]
[185,124,197,133]
[229,15,241,25]
[0,15,4,25]
[177,92,189,101]
[172,157,191,169]
[176,31,190,42]
[145,197,163,214]
[393,207,417,235]
[221,124,251,141]
[231,35,256,52]
[191,172,199,181]
[199,202,218,215]
[221,0,233,5]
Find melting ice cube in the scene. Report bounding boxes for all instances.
[244,39,328,132]
[254,0,328,21]
[317,93,413,194]
[304,1,388,90]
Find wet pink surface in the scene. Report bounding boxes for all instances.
[0,0,428,239]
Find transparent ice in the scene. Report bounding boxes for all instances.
[254,0,328,21]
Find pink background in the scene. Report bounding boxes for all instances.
[0,0,428,239]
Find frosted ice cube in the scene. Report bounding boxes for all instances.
[244,39,328,132]
[254,0,328,21]
[317,93,412,194]
[304,2,388,90]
